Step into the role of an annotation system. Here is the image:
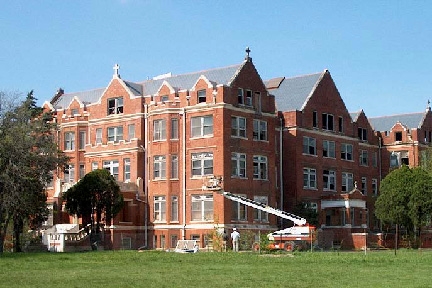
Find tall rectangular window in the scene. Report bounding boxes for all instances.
[253,119,267,141]
[372,178,378,196]
[192,152,213,176]
[303,136,316,155]
[171,155,178,179]
[238,88,244,105]
[91,162,98,171]
[154,196,166,222]
[107,97,124,115]
[153,155,166,179]
[231,116,247,138]
[64,132,75,151]
[358,128,367,141]
[342,172,354,192]
[360,150,368,166]
[231,153,246,178]
[253,196,268,222]
[79,130,86,150]
[64,164,75,183]
[127,124,135,141]
[361,177,367,195]
[253,155,268,180]
[96,128,102,145]
[372,152,378,167]
[124,158,131,182]
[107,126,123,142]
[323,169,336,191]
[79,164,85,179]
[103,160,119,180]
[245,90,253,106]
[323,140,335,158]
[232,194,247,221]
[341,143,353,160]
[191,115,213,137]
[313,111,318,128]
[197,89,206,103]
[303,167,317,189]
[153,119,166,141]
[191,195,213,221]
[322,113,334,131]
[171,118,179,139]
[338,116,343,133]
[171,196,179,222]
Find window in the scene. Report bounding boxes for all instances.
[323,169,336,191]
[64,164,75,183]
[127,124,135,141]
[153,119,166,141]
[153,155,166,179]
[342,172,354,192]
[191,195,213,221]
[338,116,343,133]
[171,118,179,139]
[372,152,378,167]
[245,90,253,106]
[238,88,244,104]
[303,136,316,155]
[171,235,178,249]
[171,196,178,222]
[306,202,318,213]
[372,178,378,196]
[231,116,246,138]
[197,89,206,103]
[231,153,246,178]
[71,108,79,116]
[79,164,85,179]
[103,160,119,180]
[154,196,166,222]
[360,150,368,166]
[79,130,86,150]
[395,132,402,141]
[341,143,353,160]
[361,177,367,195]
[313,111,318,128]
[253,196,268,222]
[390,151,400,167]
[303,168,317,189]
[253,155,267,180]
[107,97,124,115]
[253,119,267,141]
[358,128,367,141]
[232,194,247,221]
[160,95,169,102]
[171,155,178,179]
[322,113,334,131]
[191,115,213,137]
[124,158,131,182]
[192,152,213,176]
[323,140,335,158]
[96,128,102,145]
[107,126,123,142]
[64,132,75,150]
[91,162,98,171]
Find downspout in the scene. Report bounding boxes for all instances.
[143,103,149,248]
[279,117,284,227]
[182,106,187,239]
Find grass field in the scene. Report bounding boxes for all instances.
[1,249,431,288]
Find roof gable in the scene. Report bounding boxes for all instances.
[369,112,426,132]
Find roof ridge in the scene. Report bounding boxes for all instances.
[369,111,424,119]
[282,70,324,80]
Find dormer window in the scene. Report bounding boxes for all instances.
[161,95,169,103]
[197,89,206,103]
[358,128,367,141]
[322,113,334,131]
[107,97,124,115]
[395,132,402,142]
[245,90,253,106]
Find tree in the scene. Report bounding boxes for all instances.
[292,202,319,226]
[0,91,68,253]
[63,169,124,247]
[375,165,432,248]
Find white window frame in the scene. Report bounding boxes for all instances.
[124,158,131,182]
[360,150,368,166]
[153,119,166,141]
[231,153,246,178]
[192,152,213,176]
[358,127,367,141]
[322,113,334,131]
[245,90,253,106]
[237,88,244,105]
[107,126,123,143]
[64,132,75,151]
[341,143,353,161]
[79,130,86,150]
[323,169,336,191]
[79,163,85,179]
[303,167,317,189]
[197,89,206,103]
[253,155,268,180]
[231,116,247,138]
[342,172,354,192]
[303,136,316,155]
[153,155,166,179]
[127,124,135,141]
[323,140,335,158]
[191,115,213,138]
[191,195,213,221]
[96,128,102,145]
[372,178,378,196]
[107,97,124,115]
[361,177,367,195]
[171,155,178,179]
[154,196,166,222]
[91,162,98,171]
[103,160,119,180]
[171,196,178,222]
[253,196,268,222]
[171,118,179,140]
[232,194,247,221]
[253,119,267,141]
[65,164,75,183]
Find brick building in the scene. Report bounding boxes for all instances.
[43,51,432,250]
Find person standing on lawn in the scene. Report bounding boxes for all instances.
[231,228,240,252]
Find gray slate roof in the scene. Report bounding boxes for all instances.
[266,72,324,112]
[368,112,426,132]
[51,63,244,108]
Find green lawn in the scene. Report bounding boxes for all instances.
[0,249,431,288]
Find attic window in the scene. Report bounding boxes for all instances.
[245,90,253,106]
[395,132,402,141]
[358,128,367,141]
[108,97,124,115]
[197,89,206,103]
[161,95,169,103]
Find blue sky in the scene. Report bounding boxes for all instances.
[1,0,431,117]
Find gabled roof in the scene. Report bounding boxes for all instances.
[266,71,324,112]
[368,112,426,132]
[350,111,362,122]
[51,88,105,109]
